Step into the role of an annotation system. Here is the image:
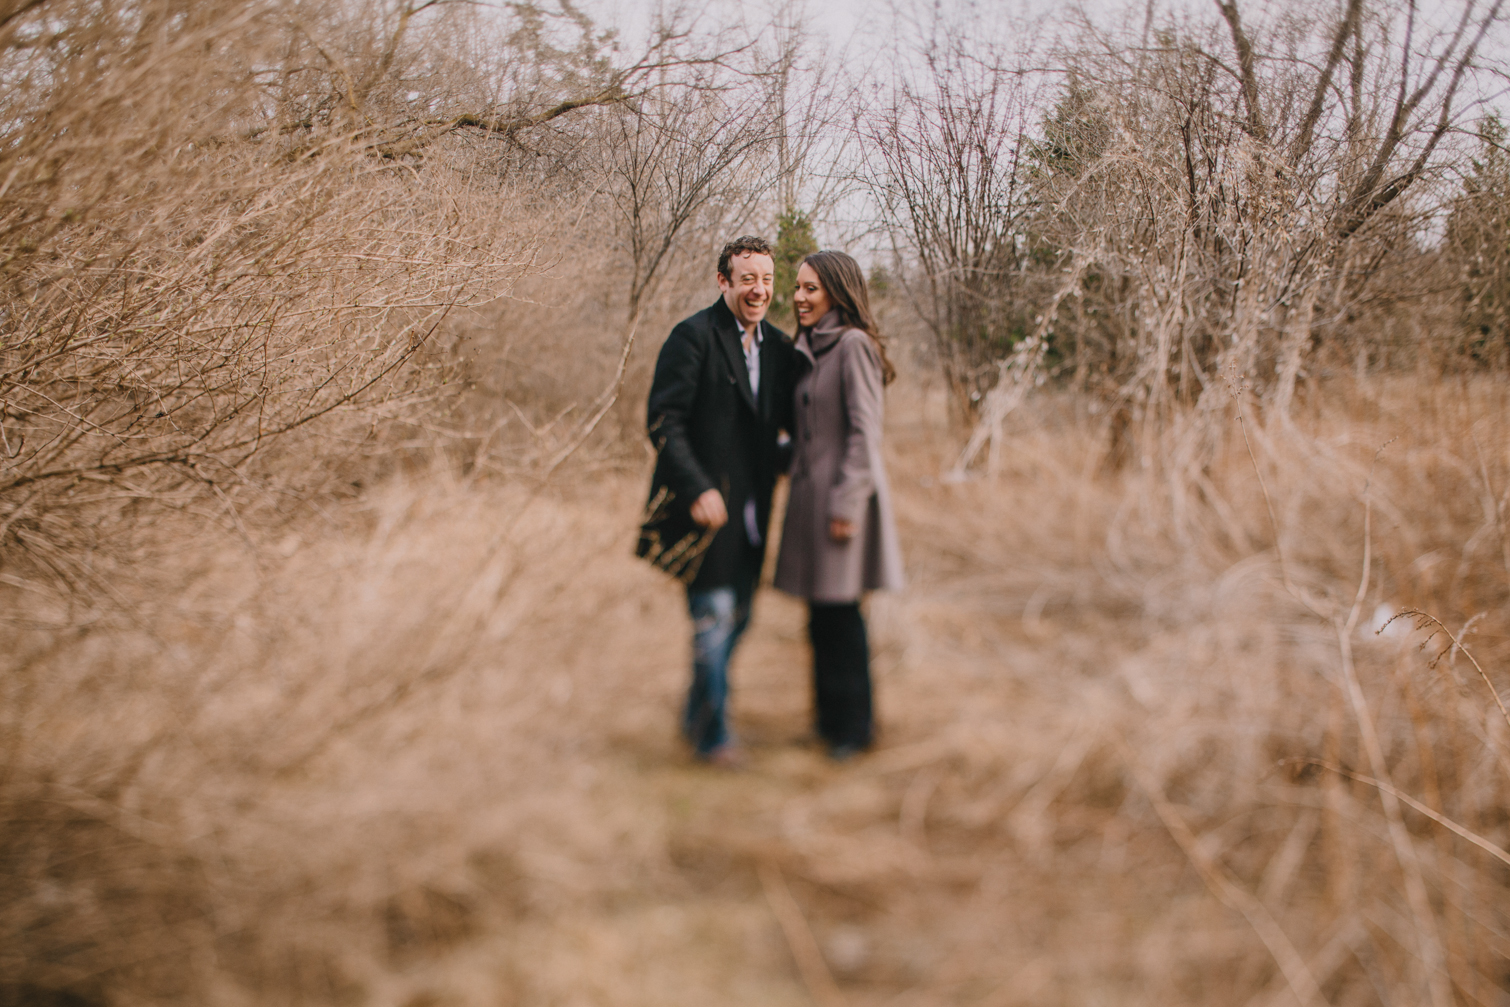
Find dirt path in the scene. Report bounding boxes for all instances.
[10,382,1499,1006]
[346,451,1191,1007]
[317,388,1248,1007]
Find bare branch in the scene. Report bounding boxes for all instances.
[1290,0,1362,165]
[1213,0,1268,141]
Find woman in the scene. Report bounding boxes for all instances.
[774,250,904,760]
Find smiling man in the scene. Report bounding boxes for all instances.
[636,236,796,766]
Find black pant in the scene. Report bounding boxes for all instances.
[809,602,872,749]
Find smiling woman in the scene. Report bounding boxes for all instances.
[792,260,833,329]
[775,250,903,761]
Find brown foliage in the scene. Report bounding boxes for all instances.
[3,2,1510,1005]
[4,372,1509,1005]
[868,0,1510,432]
[0,1,558,599]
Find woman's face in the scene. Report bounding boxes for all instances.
[793,262,832,328]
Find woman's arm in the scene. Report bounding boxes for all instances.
[828,332,884,537]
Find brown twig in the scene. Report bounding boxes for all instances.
[1335,451,1452,1007]
[1118,740,1327,1007]
[1388,608,1510,735]
[1290,758,1510,868]
[758,860,847,1007]
[1230,387,1327,618]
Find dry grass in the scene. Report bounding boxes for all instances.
[7,2,1507,1003]
[3,363,1508,1005]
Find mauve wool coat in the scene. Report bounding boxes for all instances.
[774,310,905,602]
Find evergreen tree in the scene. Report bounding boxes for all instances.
[772,208,818,330]
[1443,115,1510,364]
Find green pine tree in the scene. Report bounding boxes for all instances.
[1444,115,1510,364]
[771,209,818,330]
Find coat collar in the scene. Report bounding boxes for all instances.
[797,308,845,364]
[709,296,758,413]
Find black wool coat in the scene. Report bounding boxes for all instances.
[636,297,795,591]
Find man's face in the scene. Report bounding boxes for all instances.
[718,251,775,329]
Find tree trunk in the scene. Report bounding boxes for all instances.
[1271,285,1318,419]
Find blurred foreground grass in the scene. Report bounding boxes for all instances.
[3,374,1509,1006]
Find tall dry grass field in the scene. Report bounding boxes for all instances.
[5,1,1510,1005]
[5,360,1509,1006]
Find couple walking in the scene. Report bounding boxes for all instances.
[636,236,904,765]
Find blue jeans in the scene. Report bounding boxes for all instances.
[683,576,754,755]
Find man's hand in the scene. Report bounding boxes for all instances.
[829,518,856,542]
[691,489,728,529]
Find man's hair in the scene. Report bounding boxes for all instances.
[717,236,773,279]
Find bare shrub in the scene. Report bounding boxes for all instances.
[862,16,1051,409]
[0,3,519,599]
[868,0,1509,437]
[0,0,740,600]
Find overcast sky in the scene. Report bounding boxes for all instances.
[576,0,867,50]
[579,0,1067,53]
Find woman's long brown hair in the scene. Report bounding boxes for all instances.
[802,250,897,385]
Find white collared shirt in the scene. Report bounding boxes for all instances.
[742,321,763,545]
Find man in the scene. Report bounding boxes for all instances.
[636,236,795,765]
